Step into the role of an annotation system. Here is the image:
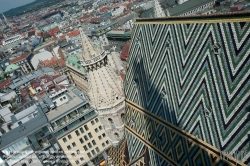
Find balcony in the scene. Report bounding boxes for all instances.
[54,110,96,138]
[52,105,92,131]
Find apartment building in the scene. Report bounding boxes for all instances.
[0,86,109,166]
[46,86,110,166]
[0,67,109,166]
[9,52,34,74]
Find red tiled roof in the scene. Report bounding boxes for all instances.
[22,32,27,37]
[110,3,120,9]
[37,31,42,37]
[10,52,30,63]
[47,27,60,36]
[32,82,40,88]
[78,14,90,20]
[59,85,66,89]
[20,89,28,97]
[39,75,52,84]
[83,19,91,23]
[100,7,109,13]
[41,57,66,71]
[51,74,61,80]
[231,4,244,11]
[29,29,36,32]
[0,78,12,89]
[90,17,101,23]
[67,30,80,37]
[51,36,57,40]
[120,43,130,61]
[122,3,130,8]
[60,35,66,40]
[123,8,130,14]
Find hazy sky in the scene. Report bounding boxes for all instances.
[0,0,35,13]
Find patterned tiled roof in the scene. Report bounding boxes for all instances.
[124,11,250,166]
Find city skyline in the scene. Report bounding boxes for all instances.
[0,0,249,165]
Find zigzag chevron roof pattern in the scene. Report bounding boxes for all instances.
[124,13,250,165]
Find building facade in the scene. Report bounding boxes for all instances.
[0,67,110,166]
[47,86,110,166]
[0,52,7,61]
[37,56,66,72]
[9,52,34,74]
[53,46,66,60]
[122,12,250,165]
[65,55,89,94]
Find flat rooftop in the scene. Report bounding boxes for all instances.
[9,67,55,89]
[168,0,214,15]
[46,86,88,122]
[0,105,48,149]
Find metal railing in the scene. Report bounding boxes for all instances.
[80,51,107,66]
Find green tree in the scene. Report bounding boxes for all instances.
[3,72,7,78]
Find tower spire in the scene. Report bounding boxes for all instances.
[2,13,10,27]
[166,8,171,17]
[78,27,125,145]
[154,0,166,17]
[79,27,97,60]
[0,18,4,30]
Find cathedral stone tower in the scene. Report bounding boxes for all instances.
[79,28,125,145]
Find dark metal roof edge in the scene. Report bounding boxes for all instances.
[136,11,250,22]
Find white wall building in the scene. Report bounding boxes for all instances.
[2,35,23,46]
[177,0,189,4]
[31,51,53,69]
[52,46,61,59]
[111,6,126,18]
